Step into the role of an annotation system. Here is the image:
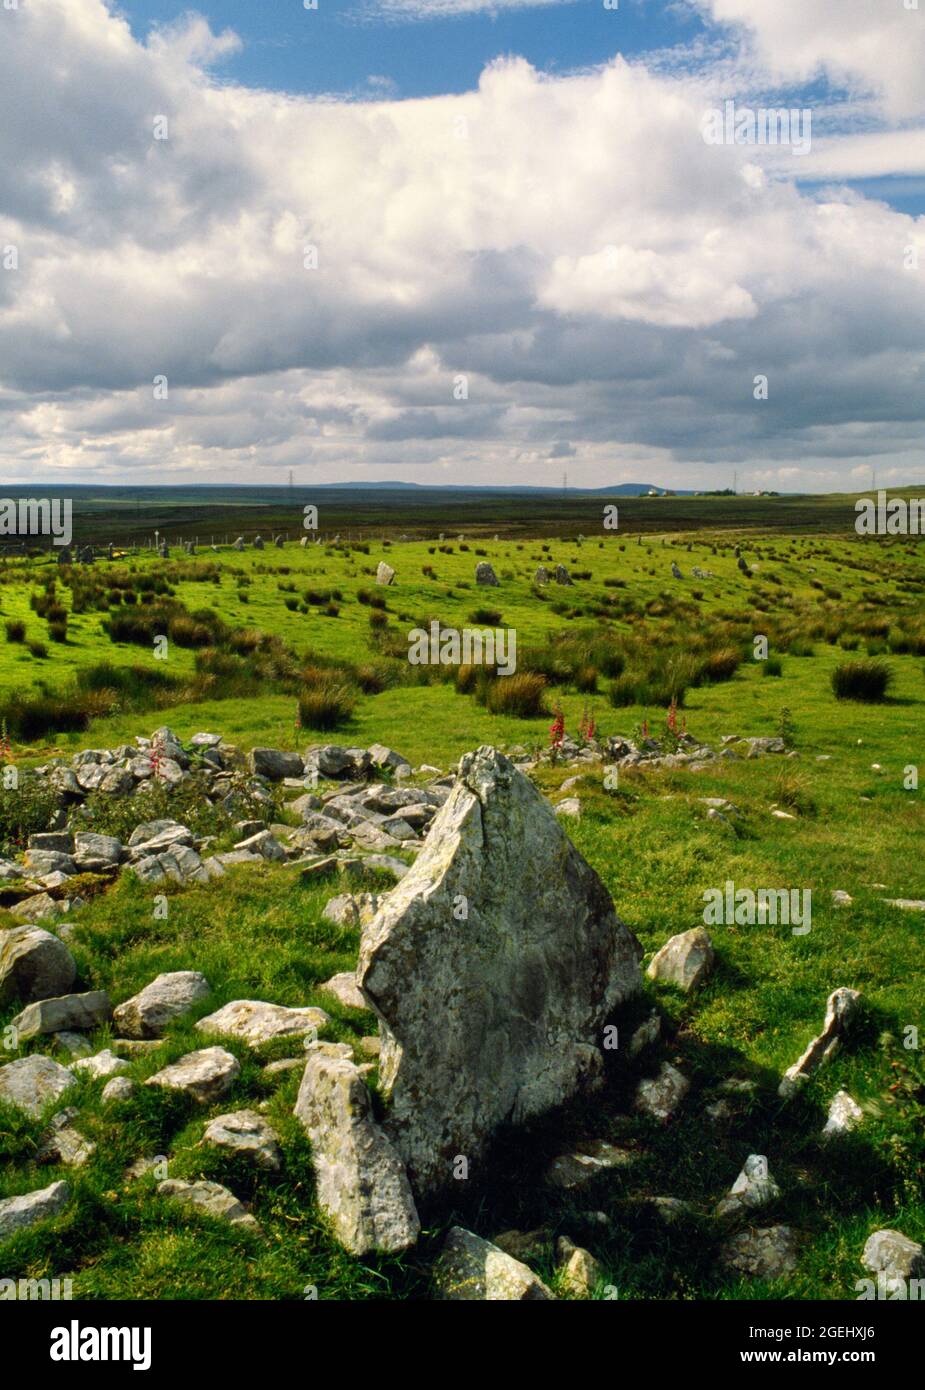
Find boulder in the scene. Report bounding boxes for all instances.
[376,561,395,586]
[73,832,123,871]
[0,926,76,1005]
[196,1000,329,1047]
[0,1180,71,1239]
[10,990,112,1041]
[862,1229,924,1283]
[322,893,382,928]
[10,892,59,924]
[475,562,500,586]
[248,748,305,781]
[114,971,211,1039]
[145,1047,240,1104]
[646,927,715,993]
[294,1051,420,1255]
[0,1054,76,1115]
[554,565,573,585]
[357,745,642,1197]
[433,1227,555,1300]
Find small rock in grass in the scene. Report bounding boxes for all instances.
[720,1226,799,1280]
[434,1227,554,1300]
[634,1062,690,1122]
[202,1109,282,1171]
[158,1178,261,1233]
[646,927,714,993]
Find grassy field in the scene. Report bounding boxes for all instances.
[0,515,923,1300]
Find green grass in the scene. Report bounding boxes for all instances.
[0,526,923,1299]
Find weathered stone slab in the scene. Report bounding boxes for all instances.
[433,1227,555,1300]
[0,926,76,1005]
[114,971,211,1039]
[294,1051,420,1255]
[357,746,642,1197]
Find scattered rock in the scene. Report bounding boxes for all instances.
[0,925,76,1005]
[831,890,853,907]
[113,971,211,1039]
[248,748,305,781]
[202,1109,281,1171]
[102,1076,135,1103]
[557,1235,604,1297]
[158,1179,260,1233]
[70,1048,130,1081]
[294,1050,420,1255]
[861,1229,924,1283]
[779,987,862,1098]
[634,1062,690,1122]
[0,1054,76,1115]
[716,1155,780,1217]
[319,972,368,1010]
[322,893,382,928]
[646,927,714,993]
[628,1010,661,1057]
[434,1227,555,1300]
[545,1140,636,1189]
[145,1047,240,1104]
[0,1180,71,1239]
[720,1226,799,1280]
[822,1090,864,1139]
[10,990,112,1041]
[555,797,581,820]
[197,1000,329,1047]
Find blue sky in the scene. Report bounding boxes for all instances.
[117,0,708,101]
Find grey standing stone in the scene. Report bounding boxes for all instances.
[475,562,500,586]
[376,561,395,586]
[357,746,641,1197]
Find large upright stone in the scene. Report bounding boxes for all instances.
[376,562,395,586]
[357,746,642,1197]
[475,562,499,587]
